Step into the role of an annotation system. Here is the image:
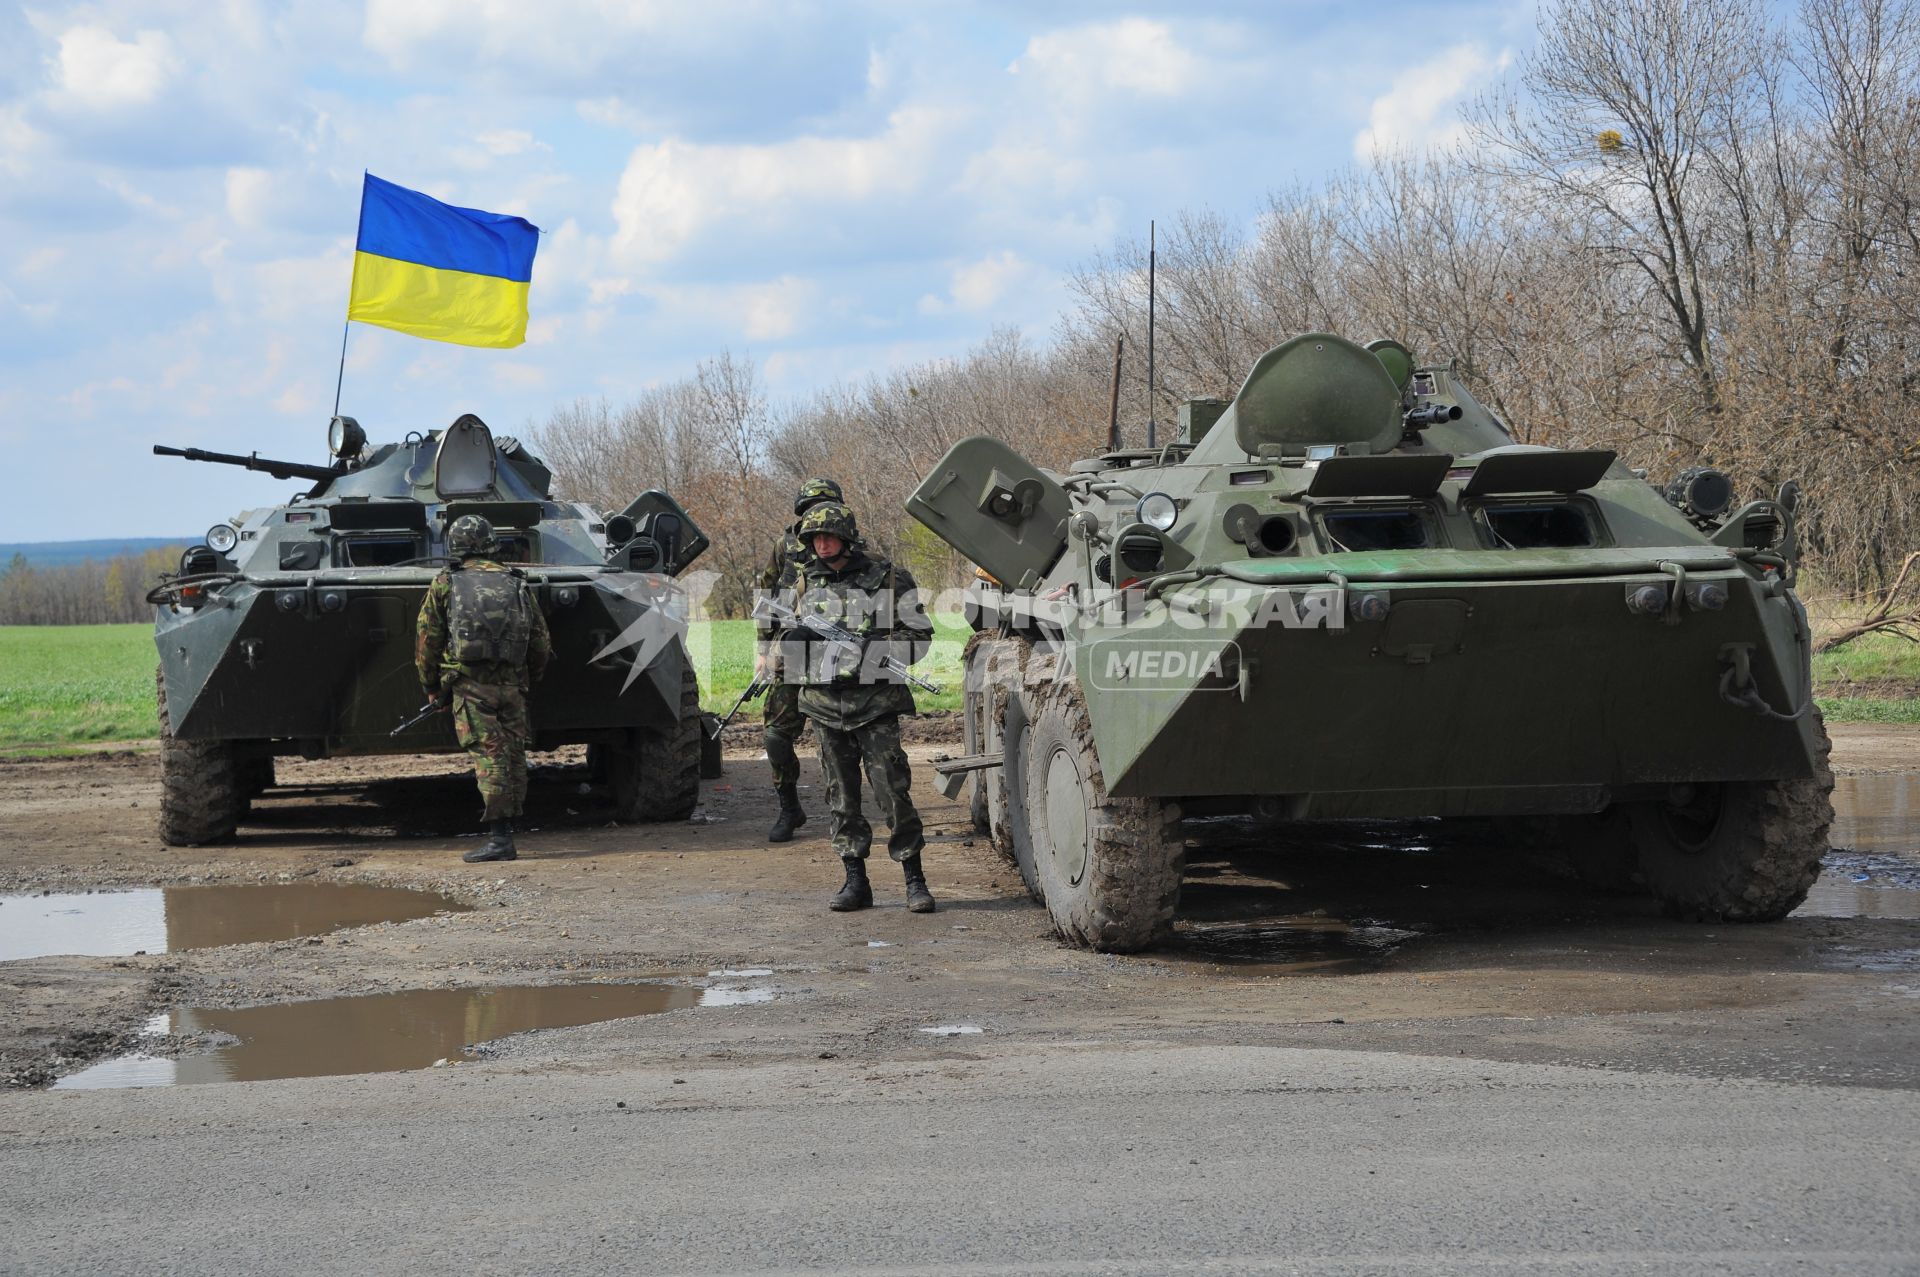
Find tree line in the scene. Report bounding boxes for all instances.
[536,0,1920,613]
[0,549,184,626]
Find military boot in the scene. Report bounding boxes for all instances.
[829,857,873,912]
[901,854,936,913]
[767,785,807,843]
[464,819,518,863]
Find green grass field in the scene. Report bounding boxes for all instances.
[0,625,161,750]
[0,619,973,753]
[2,613,1912,751]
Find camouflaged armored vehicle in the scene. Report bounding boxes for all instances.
[909,333,1832,951]
[149,413,709,845]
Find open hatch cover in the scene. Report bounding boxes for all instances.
[1463,449,1616,497]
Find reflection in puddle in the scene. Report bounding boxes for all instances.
[1174,917,1423,975]
[55,983,702,1089]
[1831,773,1920,859]
[698,986,775,1007]
[0,884,471,962]
[1795,871,1920,920]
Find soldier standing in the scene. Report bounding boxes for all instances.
[416,514,550,863]
[774,501,937,912]
[756,477,844,842]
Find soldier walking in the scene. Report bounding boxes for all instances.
[772,501,937,912]
[416,514,550,863]
[756,477,844,842]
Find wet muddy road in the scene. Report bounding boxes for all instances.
[2,724,1918,1273]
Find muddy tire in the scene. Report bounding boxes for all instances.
[971,634,1040,897]
[960,633,993,834]
[1627,715,1834,921]
[156,666,247,846]
[1022,676,1183,952]
[607,656,702,823]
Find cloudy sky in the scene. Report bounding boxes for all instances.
[0,0,1529,542]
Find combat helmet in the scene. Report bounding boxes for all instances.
[793,477,844,517]
[448,513,497,559]
[797,501,859,547]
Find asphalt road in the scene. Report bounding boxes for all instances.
[3,1042,1915,1275]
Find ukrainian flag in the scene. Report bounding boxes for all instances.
[347,174,540,349]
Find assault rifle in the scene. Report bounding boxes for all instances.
[389,699,448,736]
[710,676,770,739]
[751,595,942,694]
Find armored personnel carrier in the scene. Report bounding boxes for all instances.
[909,333,1832,951]
[149,413,709,845]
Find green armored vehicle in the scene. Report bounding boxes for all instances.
[149,413,709,845]
[909,333,1831,951]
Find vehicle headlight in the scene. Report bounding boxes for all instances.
[1136,491,1179,532]
[206,523,239,554]
[327,415,366,459]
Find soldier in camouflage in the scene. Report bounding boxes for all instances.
[416,514,551,863]
[770,501,937,912]
[755,477,843,843]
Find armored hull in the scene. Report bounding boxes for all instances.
[915,334,1831,950]
[151,414,709,844]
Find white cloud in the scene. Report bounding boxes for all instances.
[52,26,180,112]
[919,250,1031,315]
[639,275,819,341]
[475,129,540,156]
[1354,43,1511,161]
[224,166,272,228]
[1010,19,1199,100]
[610,108,956,266]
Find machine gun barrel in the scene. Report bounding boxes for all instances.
[1402,403,1463,430]
[153,445,340,484]
[752,595,942,694]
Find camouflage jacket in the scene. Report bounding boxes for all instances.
[755,525,811,639]
[415,560,552,691]
[780,549,933,731]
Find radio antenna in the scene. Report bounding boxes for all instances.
[1145,220,1157,450]
[1106,335,1125,452]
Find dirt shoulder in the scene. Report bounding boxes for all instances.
[3,722,1917,1092]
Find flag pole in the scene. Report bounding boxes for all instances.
[331,320,350,418]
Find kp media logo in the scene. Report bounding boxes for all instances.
[1082,638,1244,694]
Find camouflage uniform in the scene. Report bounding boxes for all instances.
[757,524,816,789]
[757,478,842,843]
[774,502,935,910]
[416,523,551,835]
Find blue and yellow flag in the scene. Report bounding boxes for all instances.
[347,174,539,349]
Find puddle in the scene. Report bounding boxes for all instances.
[54,983,701,1089]
[707,967,773,978]
[1831,773,1920,859]
[1173,916,1423,975]
[1796,776,1920,920]
[699,986,775,1007]
[0,883,471,962]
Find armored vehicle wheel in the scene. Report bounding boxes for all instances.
[970,634,1039,897]
[960,634,992,834]
[156,667,247,846]
[607,659,702,822]
[1627,715,1833,922]
[1022,677,1183,952]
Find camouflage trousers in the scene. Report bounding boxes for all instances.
[762,681,804,789]
[450,679,532,821]
[814,714,924,862]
